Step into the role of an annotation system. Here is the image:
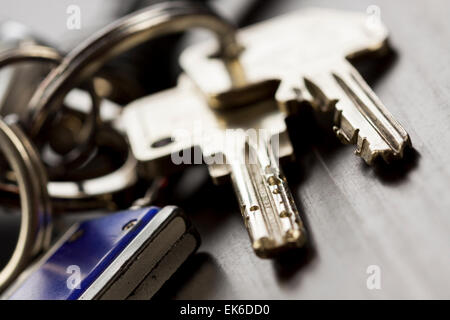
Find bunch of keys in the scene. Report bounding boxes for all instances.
[123,7,411,257]
[0,1,412,298]
[0,2,228,297]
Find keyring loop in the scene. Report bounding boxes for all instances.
[48,124,138,209]
[0,45,61,66]
[0,123,138,211]
[27,1,241,139]
[0,45,101,176]
[0,117,52,292]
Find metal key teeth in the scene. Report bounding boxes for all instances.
[303,65,412,165]
[252,237,276,257]
[334,69,411,164]
[251,229,306,258]
[333,102,411,165]
[252,231,306,258]
[248,173,306,258]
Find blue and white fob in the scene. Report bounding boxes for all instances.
[3,206,199,300]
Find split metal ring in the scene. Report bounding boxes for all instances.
[48,124,138,211]
[0,117,52,292]
[26,1,241,141]
[0,44,101,176]
[0,123,138,212]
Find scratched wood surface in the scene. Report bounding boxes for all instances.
[154,0,450,299]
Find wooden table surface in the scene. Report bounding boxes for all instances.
[154,0,450,299]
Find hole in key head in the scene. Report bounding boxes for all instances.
[151,136,174,148]
[250,205,259,212]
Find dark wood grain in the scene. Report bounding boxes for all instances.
[155,0,450,299]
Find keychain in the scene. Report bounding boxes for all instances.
[3,179,199,300]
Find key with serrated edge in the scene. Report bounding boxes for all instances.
[180,8,411,164]
[123,76,306,258]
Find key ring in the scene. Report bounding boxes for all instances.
[0,117,52,292]
[48,124,138,211]
[0,45,61,66]
[26,1,241,145]
[0,45,101,177]
[0,123,138,212]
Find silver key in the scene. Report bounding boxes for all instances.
[123,76,306,258]
[180,8,411,164]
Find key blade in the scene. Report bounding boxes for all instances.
[230,138,306,258]
[122,77,305,258]
[301,62,411,164]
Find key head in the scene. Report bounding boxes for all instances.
[122,76,293,181]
